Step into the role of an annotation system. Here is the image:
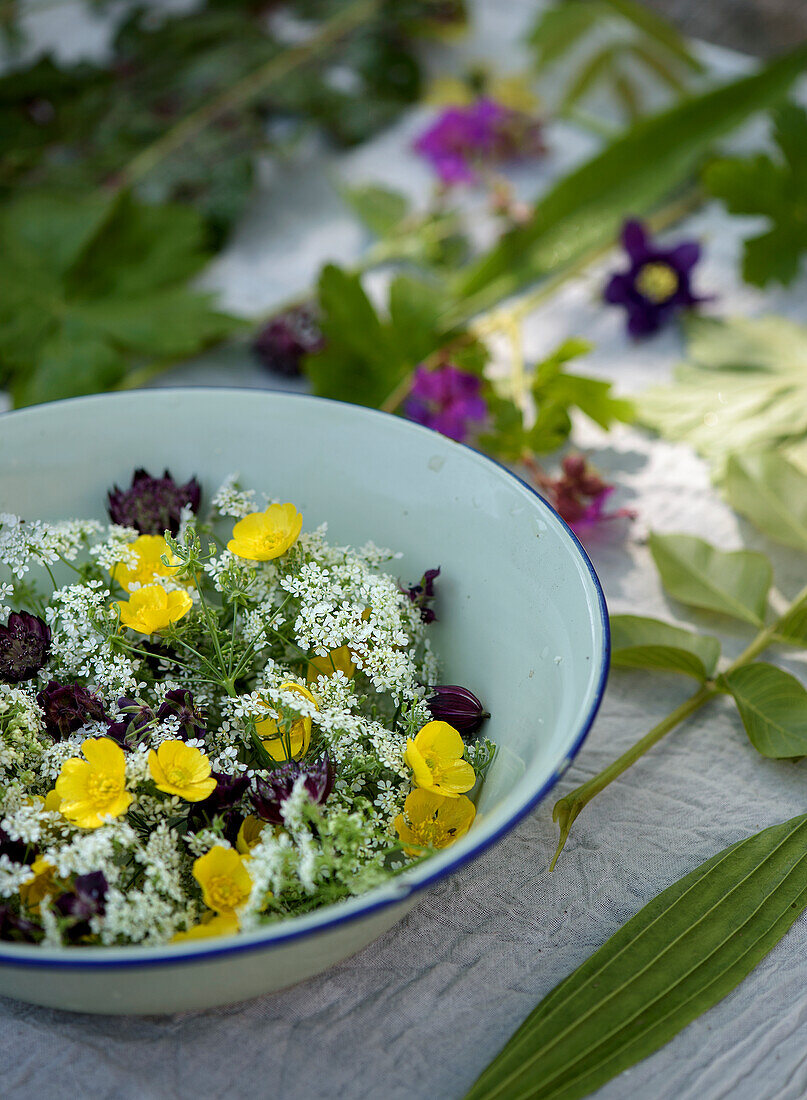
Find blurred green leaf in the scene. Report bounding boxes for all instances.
[455,46,807,315]
[648,532,771,626]
[640,315,807,480]
[704,103,807,286]
[610,614,720,680]
[725,452,807,552]
[720,663,807,758]
[341,183,410,238]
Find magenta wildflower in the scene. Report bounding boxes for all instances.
[0,612,51,684]
[252,306,324,378]
[251,755,334,825]
[604,219,707,338]
[427,685,489,739]
[404,364,487,442]
[107,468,201,536]
[414,98,545,185]
[538,454,635,536]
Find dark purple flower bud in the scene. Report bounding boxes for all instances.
[0,905,40,943]
[404,363,487,442]
[427,685,490,739]
[604,219,709,338]
[534,453,636,537]
[0,827,35,866]
[156,688,207,742]
[106,698,155,750]
[252,306,324,378]
[188,771,250,844]
[107,468,201,536]
[251,755,334,825]
[0,611,51,684]
[36,680,107,741]
[54,871,108,942]
[406,566,441,624]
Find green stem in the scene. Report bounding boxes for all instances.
[116,0,381,189]
[550,581,807,869]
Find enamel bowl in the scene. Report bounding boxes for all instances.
[0,389,607,1014]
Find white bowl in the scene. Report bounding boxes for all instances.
[0,389,608,1014]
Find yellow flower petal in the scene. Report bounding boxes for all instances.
[172,911,240,942]
[111,535,181,594]
[55,737,132,829]
[236,815,265,855]
[256,681,316,762]
[404,721,476,797]
[19,857,58,908]
[395,789,476,856]
[193,846,252,914]
[227,503,303,561]
[148,741,217,802]
[117,584,192,635]
[306,645,356,684]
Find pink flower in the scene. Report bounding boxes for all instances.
[537,454,636,536]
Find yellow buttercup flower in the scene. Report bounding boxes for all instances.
[236,815,265,855]
[19,857,58,908]
[404,720,476,798]
[111,535,180,594]
[193,846,252,914]
[256,681,316,762]
[116,584,192,635]
[227,503,303,561]
[172,911,240,942]
[55,738,132,829]
[394,789,476,856]
[306,645,356,684]
[43,789,62,812]
[148,741,217,802]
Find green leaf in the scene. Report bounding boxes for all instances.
[772,597,807,649]
[529,2,607,70]
[725,452,807,552]
[704,103,807,287]
[341,183,409,238]
[604,0,704,72]
[648,532,771,626]
[12,323,126,407]
[0,190,117,275]
[640,314,807,480]
[719,663,807,758]
[465,813,807,1100]
[387,274,447,366]
[610,614,720,680]
[454,46,807,315]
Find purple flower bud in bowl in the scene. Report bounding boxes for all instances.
[251,755,334,825]
[54,871,108,942]
[36,681,107,741]
[188,772,250,844]
[106,698,155,750]
[156,688,207,742]
[406,566,441,624]
[0,906,40,943]
[427,685,490,739]
[107,468,201,536]
[252,306,324,378]
[0,611,51,684]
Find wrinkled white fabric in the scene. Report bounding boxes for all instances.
[2,1,807,1097]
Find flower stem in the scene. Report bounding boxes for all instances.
[550,580,807,869]
[116,0,381,189]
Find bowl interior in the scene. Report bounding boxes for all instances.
[0,389,607,953]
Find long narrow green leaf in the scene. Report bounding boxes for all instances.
[465,815,807,1100]
[454,46,807,314]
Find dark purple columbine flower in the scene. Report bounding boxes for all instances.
[156,689,207,742]
[187,771,250,845]
[414,98,546,186]
[0,827,35,866]
[0,611,51,684]
[54,871,108,942]
[427,685,490,739]
[604,219,707,338]
[406,566,441,624]
[537,454,636,536]
[36,680,107,741]
[106,698,155,750]
[404,364,487,443]
[0,905,40,943]
[107,468,201,536]
[251,755,334,825]
[252,306,325,378]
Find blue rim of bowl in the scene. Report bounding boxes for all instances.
[0,389,610,970]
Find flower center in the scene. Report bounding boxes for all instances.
[208,875,244,910]
[635,262,678,304]
[87,774,120,805]
[408,819,454,848]
[259,531,283,553]
[166,766,191,786]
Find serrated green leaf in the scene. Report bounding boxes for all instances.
[466,813,807,1100]
[725,452,807,552]
[720,663,807,758]
[648,532,771,626]
[454,46,807,315]
[610,614,720,680]
[549,373,634,430]
[12,323,125,407]
[341,183,409,238]
[0,190,117,275]
[640,315,807,479]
